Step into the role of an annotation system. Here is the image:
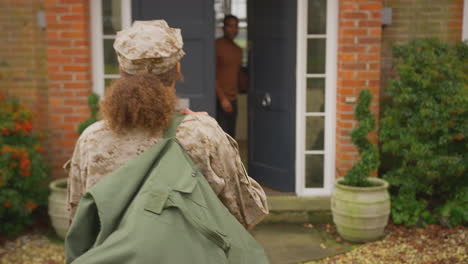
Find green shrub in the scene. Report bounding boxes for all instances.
[342,89,380,187]
[77,93,100,135]
[0,95,49,236]
[380,39,467,227]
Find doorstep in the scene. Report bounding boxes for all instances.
[263,196,332,224]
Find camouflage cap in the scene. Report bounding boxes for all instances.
[113,20,185,75]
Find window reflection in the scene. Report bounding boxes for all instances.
[306,116,324,150]
[305,155,324,188]
[102,0,122,35]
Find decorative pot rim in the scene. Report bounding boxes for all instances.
[49,178,67,193]
[335,177,389,192]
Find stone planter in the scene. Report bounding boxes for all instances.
[331,177,390,242]
[48,178,69,239]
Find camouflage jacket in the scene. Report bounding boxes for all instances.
[66,114,268,229]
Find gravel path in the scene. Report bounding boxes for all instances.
[0,235,65,264]
[0,224,466,264]
[306,224,467,264]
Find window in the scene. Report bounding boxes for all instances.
[296,0,337,196]
[91,0,132,96]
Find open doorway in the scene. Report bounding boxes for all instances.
[214,0,249,166]
[214,0,297,196]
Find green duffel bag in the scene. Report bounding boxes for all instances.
[65,114,269,264]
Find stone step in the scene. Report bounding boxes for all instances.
[263,196,332,224]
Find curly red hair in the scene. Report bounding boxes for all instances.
[100,73,177,135]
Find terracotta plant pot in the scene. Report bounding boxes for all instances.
[331,177,390,242]
[48,178,70,239]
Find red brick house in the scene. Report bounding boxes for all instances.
[0,0,465,197]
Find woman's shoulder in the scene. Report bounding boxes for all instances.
[181,113,218,127]
[79,120,109,138]
[178,114,225,141]
[77,120,116,147]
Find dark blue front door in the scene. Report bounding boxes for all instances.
[132,0,216,115]
[248,0,297,192]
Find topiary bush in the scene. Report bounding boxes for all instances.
[77,93,100,135]
[380,39,467,227]
[0,94,49,236]
[342,89,380,187]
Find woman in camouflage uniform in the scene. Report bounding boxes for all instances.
[66,20,268,230]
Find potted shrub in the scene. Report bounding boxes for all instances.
[48,93,101,239]
[331,89,390,242]
[0,95,49,236]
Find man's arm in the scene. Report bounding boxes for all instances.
[216,81,233,113]
[216,79,228,103]
[216,42,233,113]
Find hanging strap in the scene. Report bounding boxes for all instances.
[160,113,230,252]
[163,113,185,139]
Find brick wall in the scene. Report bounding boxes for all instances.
[381,0,464,92]
[0,0,48,132]
[44,0,92,178]
[336,0,383,177]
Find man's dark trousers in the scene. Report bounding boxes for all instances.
[216,99,237,138]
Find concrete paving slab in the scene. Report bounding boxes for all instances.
[251,223,354,264]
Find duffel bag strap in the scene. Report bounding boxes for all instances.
[163,113,185,139]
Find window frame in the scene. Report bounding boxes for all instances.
[90,0,132,97]
[295,0,338,196]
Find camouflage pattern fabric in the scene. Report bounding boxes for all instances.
[66,114,268,230]
[113,20,185,74]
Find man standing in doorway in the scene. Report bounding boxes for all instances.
[216,14,247,138]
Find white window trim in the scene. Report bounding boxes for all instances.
[295,0,337,197]
[90,0,132,97]
[463,0,468,41]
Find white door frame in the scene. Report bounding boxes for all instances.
[295,0,338,196]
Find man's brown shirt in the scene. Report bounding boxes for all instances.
[216,37,242,101]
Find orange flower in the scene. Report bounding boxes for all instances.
[20,157,31,170]
[24,202,38,212]
[2,145,13,153]
[3,201,12,208]
[34,145,44,153]
[15,121,23,132]
[23,121,33,132]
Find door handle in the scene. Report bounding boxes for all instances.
[261,93,272,108]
